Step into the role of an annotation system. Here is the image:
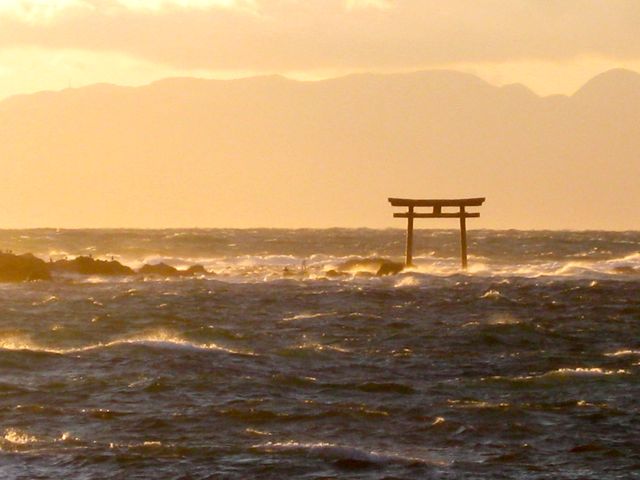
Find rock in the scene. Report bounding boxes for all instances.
[0,252,51,282]
[138,262,180,276]
[52,256,134,276]
[183,264,208,275]
[376,261,405,276]
[131,262,211,277]
[338,257,389,272]
[336,257,405,276]
[325,269,348,278]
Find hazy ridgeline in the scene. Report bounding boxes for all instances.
[1,69,639,229]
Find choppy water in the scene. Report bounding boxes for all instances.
[0,229,638,479]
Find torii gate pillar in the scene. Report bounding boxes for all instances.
[388,197,485,269]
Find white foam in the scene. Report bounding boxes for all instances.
[605,349,640,357]
[481,289,503,299]
[10,249,640,286]
[489,367,631,382]
[2,428,38,446]
[282,312,337,321]
[295,342,351,353]
[0,330,255,356]
[487,313,520,325]
[548,367,630,376]
[394,275,421,288]
[253,440,439,466]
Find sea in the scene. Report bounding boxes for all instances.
[0,228,638,479]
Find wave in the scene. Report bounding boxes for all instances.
[528,367,630,378]
[294,342,351,353]
[252,440,440,467]
[394,275,421,287]
[132,251,640,281]
[605,349,640,357]
[2,428,38,446]
[484,367,630,385]
[277,342,352,357]
[0,330,255,356]
[282,312,338,321]
[3,237,640,283]
[0,428,49,453]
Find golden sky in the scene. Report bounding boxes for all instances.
[1,0,639,229]
[1,0,640,99]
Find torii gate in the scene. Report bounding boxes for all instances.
[388,197,485,269]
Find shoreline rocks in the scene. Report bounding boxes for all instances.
[52,256,135,276]
[0,252,211,282]
[137,262,209,277]
[138,262,180,276]
[0,253,51,282]
[335,257,405,277]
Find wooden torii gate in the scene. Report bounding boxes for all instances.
[388,197,485,269]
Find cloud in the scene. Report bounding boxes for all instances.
[0,0,255,23]
[0,0,639,71]
[0,0,90,23]
[345,0,393,10]
[116,0,257,12]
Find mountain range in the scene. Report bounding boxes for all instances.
[1,68,639,229]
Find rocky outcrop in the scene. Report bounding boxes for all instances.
[138,262,180,276]
[138,263,209,276]
[0,252,209,282]
[52,256,134,275]
[336,257,405,276]
[0,252,51,282]
[183,264,208,275]
[324,269,349,278]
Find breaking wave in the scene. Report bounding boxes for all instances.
[0,330,254,356]
[253,441,441,467]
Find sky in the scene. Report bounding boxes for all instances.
[0,0,639,230]
[1,0,640,99]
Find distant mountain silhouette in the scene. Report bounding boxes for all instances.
[0,69,638,229]
[573,68,640,100]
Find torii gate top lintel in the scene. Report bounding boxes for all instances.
[388,197,485,269]
[388,197,485,208]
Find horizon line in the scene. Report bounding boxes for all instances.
[0,226,637,233]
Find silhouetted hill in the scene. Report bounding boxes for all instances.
[573,68,640,100]
[0,69,638,229]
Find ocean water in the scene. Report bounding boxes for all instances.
[0,229,638,479]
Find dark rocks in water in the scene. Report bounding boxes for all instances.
[338,257,388,272]
[52,256,134,276]
[183,264,208,275]
[0,252,51,282]
[376,261,405,276]
[336,257,405,276]
[138,262,180,276]
[139,263,210,276]
[0,252,208,281]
